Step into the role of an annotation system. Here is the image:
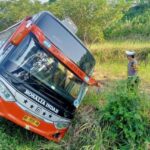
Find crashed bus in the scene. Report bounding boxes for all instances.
[0,11,98,141]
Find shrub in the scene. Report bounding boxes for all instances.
[100,81,149,149]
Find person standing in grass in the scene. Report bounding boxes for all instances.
[126,50,140,91]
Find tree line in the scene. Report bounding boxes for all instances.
[0,0,150,42]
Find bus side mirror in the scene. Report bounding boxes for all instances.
[61,18,78,34]
[10,20,32,46]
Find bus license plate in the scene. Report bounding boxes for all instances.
[23,115,40,127]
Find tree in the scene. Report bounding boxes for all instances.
[48,0,130,43]
[0,0,131,43]
[0,0,46,30]
[49,0,56,4]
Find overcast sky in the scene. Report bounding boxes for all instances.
[40,0,49,3]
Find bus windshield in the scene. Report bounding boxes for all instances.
[3,34,83,100]
[35,12,95,75]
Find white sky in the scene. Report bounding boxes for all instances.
[39,0,49,3]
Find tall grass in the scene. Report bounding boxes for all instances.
[89,42,150,87]
[0,81,149,150]
[90,41,150,51]
[90,42,150,64]
[0,42,149,150]
[100,80,150,149]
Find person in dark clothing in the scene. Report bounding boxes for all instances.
[126,50,140,91]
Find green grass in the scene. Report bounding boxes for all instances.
[94,62,150,87]
[90,42,150,89]
[90,41,150,51]
[0,104,103,150]
[0,82,149,150]
[0,42,150,150]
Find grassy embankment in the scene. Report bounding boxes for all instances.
[91,42,150,92]
[0,42,149,150]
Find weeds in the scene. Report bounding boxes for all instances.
[0,42,149,149]
[100,80,150,149]
[0,80,149,150]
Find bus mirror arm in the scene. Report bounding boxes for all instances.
[88,77,102,87]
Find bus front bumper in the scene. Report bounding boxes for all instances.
[0,98,68,142]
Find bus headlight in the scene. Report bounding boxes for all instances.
[54,121,70,129]
[0,81,15,101]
